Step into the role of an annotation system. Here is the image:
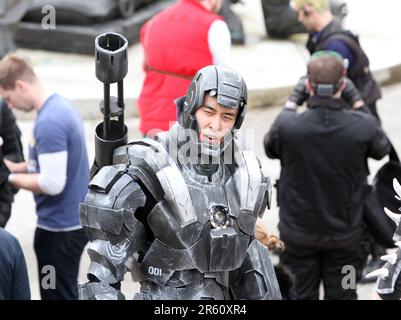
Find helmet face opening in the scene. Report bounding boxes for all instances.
[178,65,247,161]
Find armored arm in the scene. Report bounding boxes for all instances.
[78,164,151,300]
[376,248,401,300]
[229,162,281,300]
[78,32,151,300]
[229,239,282,300]
[373,179,401,300]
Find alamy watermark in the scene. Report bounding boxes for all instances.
[41,5,56,30]
[41,265,56,290]
[341,265,356,290]
[143,124,256,167]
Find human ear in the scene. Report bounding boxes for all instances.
[15,80,26,92]
[305,78,314,95]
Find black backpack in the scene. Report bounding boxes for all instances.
[0,100,24,227]
[0,100,24,163]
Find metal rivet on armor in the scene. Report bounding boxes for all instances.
[209,205,231,229]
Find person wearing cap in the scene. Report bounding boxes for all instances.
[264,51,390,299]
[291,0,389,283]
[292,0,382,120]
[78,65,282,300]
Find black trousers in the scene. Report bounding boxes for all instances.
[280,240,364,300]
[34,228,88,300]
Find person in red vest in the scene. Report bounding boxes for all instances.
[138,0,231,137]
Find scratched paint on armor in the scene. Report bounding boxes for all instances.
[375,180,401,298]
[86,127,270,295]
[80,132,277,299]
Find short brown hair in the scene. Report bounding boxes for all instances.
[307,51,345,86]
[0,54,37,90]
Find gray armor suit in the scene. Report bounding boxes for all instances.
[370,179,401,300]
[78,65,282,300]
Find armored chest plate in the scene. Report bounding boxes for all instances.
[125,135,270,285]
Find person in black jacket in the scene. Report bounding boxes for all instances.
[0,99,24,227]
[291,0,387,281]
[264,51,390,300]
[0,227,31,300]
[293,0,381,121]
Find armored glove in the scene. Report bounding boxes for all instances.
[366,179,401,300]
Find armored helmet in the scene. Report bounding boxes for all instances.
[176,65,247,160]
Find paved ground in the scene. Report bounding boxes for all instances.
[5,82,401,300]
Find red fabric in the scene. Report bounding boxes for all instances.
[137,0,222,135]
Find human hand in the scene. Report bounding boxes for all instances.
[4,159,18,172]
[3,159,27,173]
[255,219,285,251]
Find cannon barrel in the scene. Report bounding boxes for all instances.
[92,32,129,175]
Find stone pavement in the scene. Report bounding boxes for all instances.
[4,0,401,300]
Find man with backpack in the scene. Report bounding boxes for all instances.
[293,0,382,120]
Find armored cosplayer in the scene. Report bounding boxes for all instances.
[78,33,281,300]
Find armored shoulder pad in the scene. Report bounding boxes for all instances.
[232,143,269,214]
[113,138,176,202]
[82,164,147,245]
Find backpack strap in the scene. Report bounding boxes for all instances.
[319,30,370,79]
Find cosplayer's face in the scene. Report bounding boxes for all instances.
[195,94,239,145]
